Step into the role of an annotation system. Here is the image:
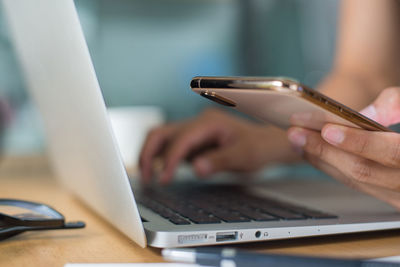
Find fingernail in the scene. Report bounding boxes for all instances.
[360,105,377,120]
[322,126,345,145]
[287,128,307,147]
[194,158,212,176]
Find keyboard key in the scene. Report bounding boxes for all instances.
[234,207,279,221]
[259,206,306,220]
[168,215,191,225]
[210,210,251,223]
[138,185,337,224]
[188,215,221,224]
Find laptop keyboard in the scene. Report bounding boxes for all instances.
[137,185,337,225]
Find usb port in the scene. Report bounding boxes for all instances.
[216,231,238,242]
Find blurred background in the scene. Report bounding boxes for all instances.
[0,0,338,156]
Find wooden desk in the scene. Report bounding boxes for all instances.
[0,156,400,266]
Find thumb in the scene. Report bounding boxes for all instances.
[360,87,400,127]
[192,147,241,177]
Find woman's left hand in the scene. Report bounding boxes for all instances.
[287,87,400,209]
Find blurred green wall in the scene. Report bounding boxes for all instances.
[0,0,338,154]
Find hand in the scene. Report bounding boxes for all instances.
[139,108,293,184]
[287,88,400,209]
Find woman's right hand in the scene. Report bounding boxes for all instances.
[139,108,296,184]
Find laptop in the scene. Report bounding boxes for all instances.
[3,0,400,248]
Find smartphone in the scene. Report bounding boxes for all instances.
[190,76,390,132]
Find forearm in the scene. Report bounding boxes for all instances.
[258,125,302,164]
[317,71,391,111]
[318,0,400,110]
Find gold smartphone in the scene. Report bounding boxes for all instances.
[191,76,390,132]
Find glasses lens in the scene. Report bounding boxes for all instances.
[0,205,53,220]
[0,199,63,222]
[0,199,84,241]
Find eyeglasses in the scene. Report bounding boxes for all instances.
[0,198,85,241]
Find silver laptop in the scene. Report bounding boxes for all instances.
[3,0,400,248]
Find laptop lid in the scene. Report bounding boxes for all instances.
[2,0,147,247]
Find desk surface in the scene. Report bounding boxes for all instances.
[0,156,400,266]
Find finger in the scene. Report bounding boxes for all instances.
[304,153,400,209]
[288,127,400,191]
[159,122,231,184]
[303,153,360,190]
[139,124,178,183]
[360,87,400,126]
[321,124,400,168]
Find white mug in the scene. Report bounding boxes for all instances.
[108,106,165,170]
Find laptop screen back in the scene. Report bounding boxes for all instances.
[2,0,146,247]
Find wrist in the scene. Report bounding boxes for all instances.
[256,125,302,165]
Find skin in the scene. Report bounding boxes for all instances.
[285,0,400,208]
[139,109,299,184]
[139,0,400,208]
[288,88,400,209]
[319,0,400,109]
